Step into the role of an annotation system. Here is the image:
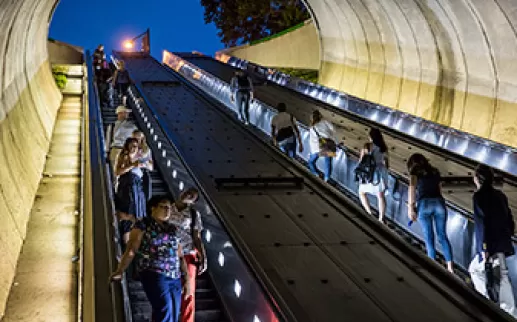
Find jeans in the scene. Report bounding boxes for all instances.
[278,136,297,158]
[469,253,516,317]
[140,270,182,322]
[236,90,251,123]
[308,153,333,181]
[417,197,453,262]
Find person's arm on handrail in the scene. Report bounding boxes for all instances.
[109,228,143,281]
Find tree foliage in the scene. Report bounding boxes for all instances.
[201,0,310,47]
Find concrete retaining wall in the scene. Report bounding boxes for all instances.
[0,0,61,317]
[221,20,320,70]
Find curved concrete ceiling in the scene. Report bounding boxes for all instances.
[304,0,517,147]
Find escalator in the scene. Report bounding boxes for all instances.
[169,53,517,278]
[100,76,228,322]
[111,51,515,322]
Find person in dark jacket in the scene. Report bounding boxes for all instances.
[230,70,254,125]
[112,60,132,106]
[469,164,516,316]
[93,44,106,80]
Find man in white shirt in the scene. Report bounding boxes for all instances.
[106,105,137,174]
[271,102,303,158]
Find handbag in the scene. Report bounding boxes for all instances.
[313,127,337,157]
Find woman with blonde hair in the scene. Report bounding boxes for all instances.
[132,130,153,200]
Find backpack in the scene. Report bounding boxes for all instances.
[354,154,378,184]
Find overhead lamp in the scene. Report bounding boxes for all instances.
[123,40,134,50]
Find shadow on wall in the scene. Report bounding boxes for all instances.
[417,2,458,126]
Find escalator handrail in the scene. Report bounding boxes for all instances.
[85,51,131,322]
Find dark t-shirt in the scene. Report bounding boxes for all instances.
[473,186,515,256]
[412,168,442,201]
[117,70,130,84]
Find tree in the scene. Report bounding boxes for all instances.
[200,0,310,47]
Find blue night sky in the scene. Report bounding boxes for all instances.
[49,0,225,59]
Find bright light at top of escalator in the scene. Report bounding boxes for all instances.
[123,40,134,50]
[234,280,242,297]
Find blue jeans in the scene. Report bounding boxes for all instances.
[308,153,333,181]
[140,270,182,322]
[278,136,297,158]
[236,90,251,123]
[417,198,453,262]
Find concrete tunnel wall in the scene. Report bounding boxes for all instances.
[227,0,517,148]
[306,0,517,148]
[0,0,62,317]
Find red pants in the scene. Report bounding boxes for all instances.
[181,254,197,322]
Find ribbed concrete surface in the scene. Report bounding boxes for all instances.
[2,93,81,322]
[221,20,320,70]
[306,0,517,147]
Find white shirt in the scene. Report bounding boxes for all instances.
[110,120,137,148]
[309,120,335,154]
[271,112,296,130]
[170,207,203,255]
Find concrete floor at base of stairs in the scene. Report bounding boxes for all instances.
[2,93,82,322]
